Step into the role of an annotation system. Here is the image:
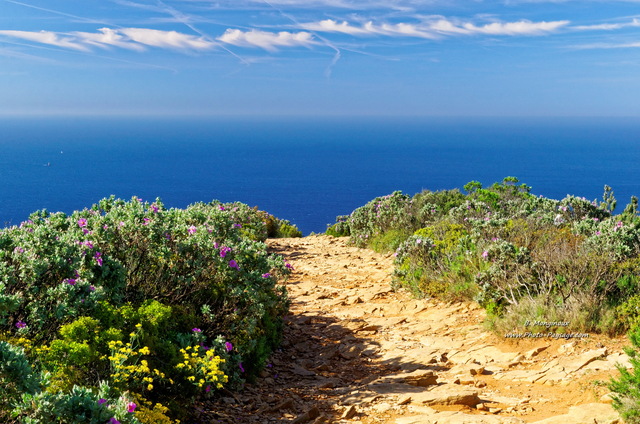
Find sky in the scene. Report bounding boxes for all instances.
[1,0,640,117]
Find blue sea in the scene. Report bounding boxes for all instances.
[1,116,639,235]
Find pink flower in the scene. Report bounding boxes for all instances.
[225,342,233,352]
[94,251,103,267]
[192,328,202,333]
[98,398,107,405]
[482,251,489,259]
[78,218,87,228]
[229,260,239,270]
[65,278,76,285]
[109,418,120,424]
[261,273,271,278]
[238,362,245,373]
[127,402,137,413]
[188,225,197,235]
[15,321,26,329]
[219,246,232,258]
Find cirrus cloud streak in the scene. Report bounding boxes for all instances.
[0,27,216,52]
[217,29,316,51]
[299,18,570,38]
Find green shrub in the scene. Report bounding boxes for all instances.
[346,191,413,248]
[0,197,292,422]
[369,229,410,253]
[610,324,640,423]
[337,178,640,336]
[326,215,350,237]
[254,210,302,239]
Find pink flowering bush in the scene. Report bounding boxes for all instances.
[0,197,293,422]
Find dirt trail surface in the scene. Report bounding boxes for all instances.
[201,235,629,424]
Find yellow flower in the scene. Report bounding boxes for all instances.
[147,384,154,391]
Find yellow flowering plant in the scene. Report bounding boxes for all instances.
[108,326,168,393]
[175,345,228,392]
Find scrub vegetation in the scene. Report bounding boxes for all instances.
[329,178,640,335]
[0,197,299,423]
[329,177,640,420]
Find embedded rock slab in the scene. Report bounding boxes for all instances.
[410,385,481,406]
[531,403,619,424]
[397,410,526,424]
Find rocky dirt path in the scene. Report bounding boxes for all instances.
[202,235,630,424]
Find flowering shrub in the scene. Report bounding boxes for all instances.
[334,177,640,335]
[0,197,292,422]
[344,191,414,249]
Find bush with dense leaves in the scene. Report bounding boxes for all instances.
[330,177,640,335]
[0,197,297,423]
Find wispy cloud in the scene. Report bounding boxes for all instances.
[217,29,316,51]
[118,28,213,50]
[458,19,570,35]
[299,17,569,38]
[0,30,90,51]
[75,28,145,51]
[0,28,216,52]
[574,40,640,50]
[572,18,640,31]
[299,19,438,38]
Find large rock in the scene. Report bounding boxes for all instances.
[531,403,619,424]
[558,348,608,374]
[376,370,439,387]
[396,410,525,424]
[411,385,480,406]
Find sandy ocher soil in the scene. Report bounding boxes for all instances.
[199,235,628,424]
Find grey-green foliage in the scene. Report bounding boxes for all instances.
[15,383,142,424]
[0,341,40,410]
[346,191,413,247]
[602,184,618,213]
